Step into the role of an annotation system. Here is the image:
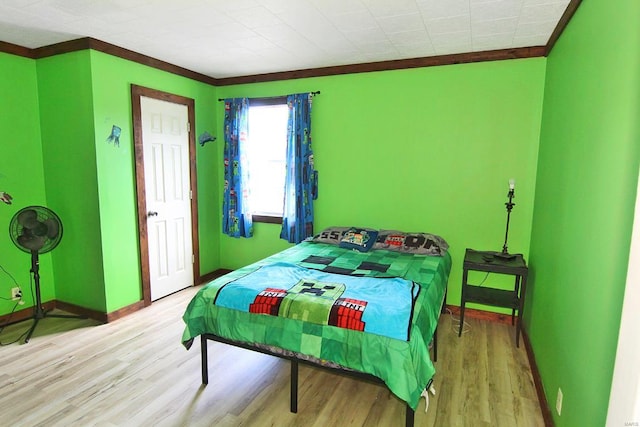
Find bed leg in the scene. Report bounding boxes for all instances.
[406,404,415,427]
[201,335,209,385]
[290,360,298,413]
[433,327,438,362]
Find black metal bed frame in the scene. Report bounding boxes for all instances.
[199,321,440,427]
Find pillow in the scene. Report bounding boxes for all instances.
[339,228,379,252]
[374,230,449,256]
[312,227,351,245]
[373,230,405,250]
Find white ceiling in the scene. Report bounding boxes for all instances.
[0,0,571,78]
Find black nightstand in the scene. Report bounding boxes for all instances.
[458,248,529,347]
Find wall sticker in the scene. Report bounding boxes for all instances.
[0,191,12,205]
[106,125,121,147]
[199,131,216,147]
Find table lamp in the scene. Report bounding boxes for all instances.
[496,179,516,260]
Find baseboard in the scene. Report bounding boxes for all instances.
[0,293,529,331]
[199,268,233,285]
[1,268,231,327]
[522,330,554,427]
[0,301,56,327]
[51,299,146,323]
[101,269,231,320]
[445,304,516,325]
[7,269,235,324]
[103,269,233,320]
[55,300,108,322]
[105,300,147,322]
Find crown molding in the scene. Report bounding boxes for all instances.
[215,46,547,86]
[0,40,36,58]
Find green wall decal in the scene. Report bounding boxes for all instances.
[106,125,121,146]
[0,191,12,205]
[198,131,216,146]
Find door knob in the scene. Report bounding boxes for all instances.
[147,211,158,217]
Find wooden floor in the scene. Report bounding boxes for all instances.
[0,286,544,427]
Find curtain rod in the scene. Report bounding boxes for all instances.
[217,91,320,102]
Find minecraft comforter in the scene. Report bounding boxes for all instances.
[182,241,452,410]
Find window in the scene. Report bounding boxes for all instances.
[247,98,288,221]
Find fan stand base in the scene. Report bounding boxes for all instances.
[24,309,87,343]
[18,251,87,344]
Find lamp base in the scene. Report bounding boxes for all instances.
[494,251,516,260]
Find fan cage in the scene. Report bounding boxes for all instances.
[9,206,63,254]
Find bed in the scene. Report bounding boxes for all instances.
[182,227,452,427]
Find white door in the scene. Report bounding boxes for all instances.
[141,96,194,301]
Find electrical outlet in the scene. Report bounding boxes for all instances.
[11,287,21,300]
[556,387,563,416]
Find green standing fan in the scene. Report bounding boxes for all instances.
[8,206,83,343]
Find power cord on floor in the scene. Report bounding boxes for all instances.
[445,307,471,335]
[447,272,489,335]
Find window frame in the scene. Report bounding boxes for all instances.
[247,96,287,224]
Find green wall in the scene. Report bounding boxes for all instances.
[37,51,107,312]
[0,45,550,318]
[1,49,219,316]
[217,58,547,309]
[0,53,52,314]
[527,0,640,425]
[88,50,219,312]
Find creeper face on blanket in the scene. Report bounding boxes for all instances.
[249,279,369,331]
[279,279,346,323]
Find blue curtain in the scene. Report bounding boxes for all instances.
[222,98,253,238]
[280,93,317,243]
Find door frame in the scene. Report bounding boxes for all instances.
[131,84,200,306]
